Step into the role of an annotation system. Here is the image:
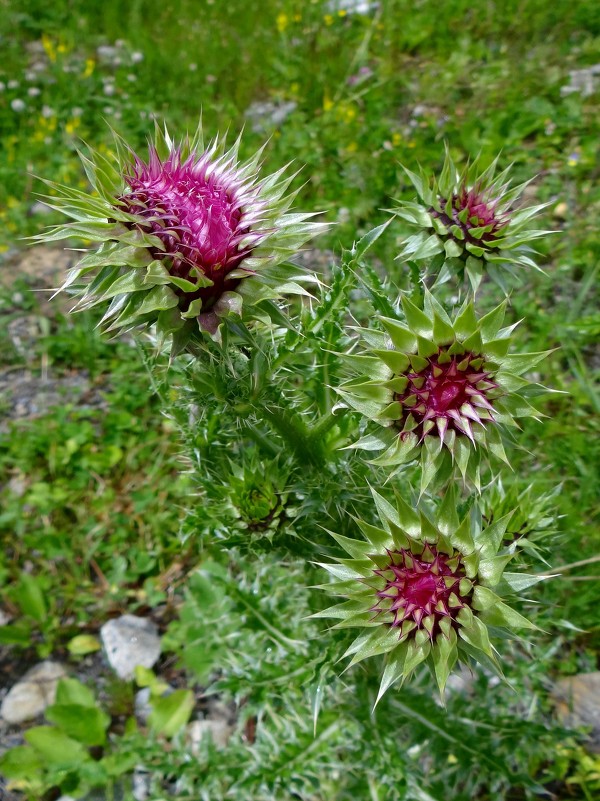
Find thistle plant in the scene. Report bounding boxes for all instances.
[17,126,561,798]
[393,148,551,291]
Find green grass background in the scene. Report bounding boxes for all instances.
[0,0,599,796]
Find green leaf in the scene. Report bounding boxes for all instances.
[351,220,392,261]
[372,348,410,374]
[45,703,110,746]
[12,574,47,623]
[473,587,536,629]
[502,351,551,376]
[67,634,101,656]
[479,302,507,340]
[0,745,43,780]
[148,689,195,737]
[458,615,494,656]
[25,726,89,766]
[478,554,513,587]
[432,629,458,694]
[379,317,417,352]
[401,295,433,337]
[55,678,96,707]
[453,301,478,339]
[375,644,408,706]
[500,572,554,592]
[0,622,32,645]
[435,485,460,536]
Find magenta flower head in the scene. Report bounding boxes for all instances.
[336,290,551,493]
[315,486,539,699]
[392,147,551,292]
[38,122,327,349]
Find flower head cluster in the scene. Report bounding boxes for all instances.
[315,487,538,698]
[38,122,326,348]
[337,290,549,492]
[393,148,550,291]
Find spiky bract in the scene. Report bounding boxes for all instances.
[337,291,550,492]
[393,148,550,291]
[37,122,326,349]
[480,480,562,564]
[223,455,294,543]
[315,487,538,698]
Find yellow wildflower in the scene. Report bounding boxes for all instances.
[41,34,56,63]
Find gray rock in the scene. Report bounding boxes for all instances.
[187,718,232,751]
[134,684,174,723]
[100,615,161,680]
[0,245,75,291]
[132,766,151,801]
[244,100,297,134]
[0,661,68,724]
[553,672,600,752]
[326,0,378,14]
[134,687,153,722]
[0,369,97,430]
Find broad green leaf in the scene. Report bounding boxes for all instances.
[67,634,101,656]
[45,703,110,746]
[55,678,96,707]
[148,689,195,738]
[25,726,89,766]
[0,745,42,780]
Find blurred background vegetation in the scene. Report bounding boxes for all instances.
[0,0,599,798]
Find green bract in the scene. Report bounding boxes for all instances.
[315,487,540,699]
[479,480,562,565]
[36,121,326,351]
[337,290,550,492]
[220,454,295,545]
[392,148,551,292]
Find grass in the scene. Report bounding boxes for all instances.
[0,1,599,798]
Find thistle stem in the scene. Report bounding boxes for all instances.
[261,403,326,467]
[537,554,600,575]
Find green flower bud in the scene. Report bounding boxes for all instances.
[393,147,552,292]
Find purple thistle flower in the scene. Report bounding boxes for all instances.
[373,544,470,640]
[118,144,268,313]
[37,122,327,348]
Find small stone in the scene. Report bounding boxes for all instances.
[132,766,151,801]
[134,684,174,723]
[134,688,153,722]
[187,718,232,751]
[29,201,53,216]
[553,202,568,219]
[100,615,161,680]
[553,672,600,752]
[0,661,68,724]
